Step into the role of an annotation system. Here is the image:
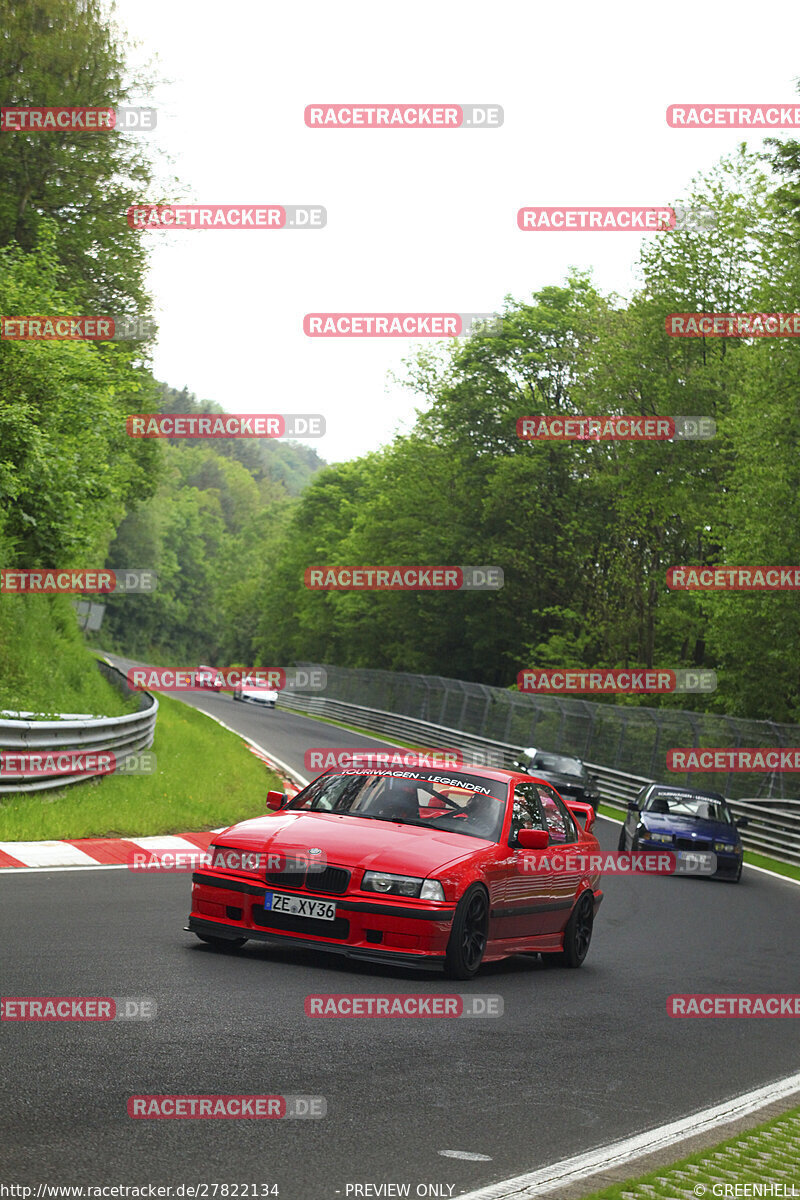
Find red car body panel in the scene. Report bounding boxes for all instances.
[187,766,603,971]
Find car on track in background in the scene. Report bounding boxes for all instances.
[232,675,279,708]
[186,765,604,978]
[513,747,602,812]
[195,665,223,691]
[618,783,747,882]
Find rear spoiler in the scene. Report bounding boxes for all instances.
[566,800,596,833]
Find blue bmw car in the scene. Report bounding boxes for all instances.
[617,784,748,882]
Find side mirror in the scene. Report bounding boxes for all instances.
[735,815,749,828]
[627,801,640,812]
[517,828,549,849]
[266,789,288,811]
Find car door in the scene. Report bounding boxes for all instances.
[498,781,556,940]
[535,783,584,936]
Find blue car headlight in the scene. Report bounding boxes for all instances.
[641,828,673,843]
[713,841,738,853]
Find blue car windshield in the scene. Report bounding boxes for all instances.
[646,792,734,824]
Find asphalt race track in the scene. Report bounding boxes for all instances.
[2,671,800,1197]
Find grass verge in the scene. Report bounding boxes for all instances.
[0,691,283,840]
[580,1103,800,1200]
[0,594,135,718]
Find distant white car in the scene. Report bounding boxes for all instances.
[232,676,278,708]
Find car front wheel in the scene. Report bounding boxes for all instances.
[444,884,489,979]
[617,826,627,851]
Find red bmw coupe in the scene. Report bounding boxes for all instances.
[186,765,604,978]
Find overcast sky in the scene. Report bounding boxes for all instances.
[113,0,800,464]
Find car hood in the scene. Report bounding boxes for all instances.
[640,813,740,842]
[241,688,278,699]
[215,810,489,876]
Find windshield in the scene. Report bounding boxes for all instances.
[645,791,734,824]
[287,769,507,841]
[530,753,584,777]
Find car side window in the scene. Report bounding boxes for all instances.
[509,783,547,845]
[537,784,578,844]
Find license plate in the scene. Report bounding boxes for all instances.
[264,891,336,921]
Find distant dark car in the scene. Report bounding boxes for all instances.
[618,783,747,882]
[513,748,601,813]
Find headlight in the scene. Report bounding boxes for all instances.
[362,871,423,897]
[714,841,737,853]
[649,833,673,844]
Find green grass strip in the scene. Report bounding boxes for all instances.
[580,1103,800,1200]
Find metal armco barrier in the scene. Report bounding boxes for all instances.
[0,661,157,794]
[277,690,800,868]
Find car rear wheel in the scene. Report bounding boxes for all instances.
[444,885,488,980]
[554,892,594,968]
[196,933,248,951]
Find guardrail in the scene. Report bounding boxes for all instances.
[0,661,157,794]
[277,692,800,868]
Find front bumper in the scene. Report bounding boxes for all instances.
[189,871,456,965]
[711,851,742,879]
[636,837,742,878]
